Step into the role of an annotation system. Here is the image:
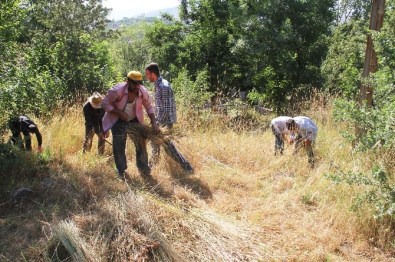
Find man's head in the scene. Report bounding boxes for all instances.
[127,70,143,91]
[88,92,103,109]
[286,119,297,132]
[28,124,39,133]
[145,62,160,82]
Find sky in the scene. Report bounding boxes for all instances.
[103,0,180,20]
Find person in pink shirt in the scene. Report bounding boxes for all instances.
[102,71,159,179]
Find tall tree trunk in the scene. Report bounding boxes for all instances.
[359,0,386,107]
[356,0,385,144]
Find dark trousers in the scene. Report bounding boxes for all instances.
[11,132,31,150]
[272,126,284,155]
[151,139,193,171]
[294,134,315,166]
[150,125,192,172]
[111,119,150,176]
[83,125,105,155]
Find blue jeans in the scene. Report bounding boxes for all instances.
[111,119,150,176]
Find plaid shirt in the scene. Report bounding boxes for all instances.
[154,76,177,127]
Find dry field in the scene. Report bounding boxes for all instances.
[0,106,394,261]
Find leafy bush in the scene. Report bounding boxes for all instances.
[172,68,213,109]
[326,167,395,220]
[0,143,51,177]
[321,20,367,99]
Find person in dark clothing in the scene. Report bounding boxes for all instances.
[83,92,106,155]
[9,115,42,151]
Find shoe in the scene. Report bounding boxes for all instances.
[117,171,127,181]
[183,163,194,174]
[139,169,151,178]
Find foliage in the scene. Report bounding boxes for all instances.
[375,0,395,83]
[145,15,185,77]
[326,167,395,220]
[24,0,114,100]
[242,0,336,113]
[0,142,50,179]
[333,94,395,150]
[321,19,367,98]
[172,68,213,108]
[109,22,153,78]
[331,0,395,150]
[334,0,371,24]
[0,0,115,127]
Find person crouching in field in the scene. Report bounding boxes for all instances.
[8,115,42,152]
[83,92,106,155]
[286,116,318,167]
[270,116,292,155]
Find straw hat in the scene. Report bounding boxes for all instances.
[127,70,143,84]
[88,92,103,109]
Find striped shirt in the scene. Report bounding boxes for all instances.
[154,76,177,127]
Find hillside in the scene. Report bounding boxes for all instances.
[107,7,179,29]
[0,104,394,261]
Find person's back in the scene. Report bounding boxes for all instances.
[293,116,318,142]
[82,92,106,154]
[154,76,177,127]
[9,115,42,151]
[270,116,292,135]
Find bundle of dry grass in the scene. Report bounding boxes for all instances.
[50,220,98,262]
[98,191,184,262]
[95,191,279,261]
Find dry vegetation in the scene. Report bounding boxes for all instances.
[0,103,394,261]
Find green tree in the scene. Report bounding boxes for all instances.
[243,0,336,112]
[178,0,240,94]
[321,20,367,98]
[330,0,395,150]
[145,14,185,80]
[24,0,114,99]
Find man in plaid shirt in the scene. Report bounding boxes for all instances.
[145,62,193,173]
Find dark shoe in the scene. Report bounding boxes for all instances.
[139,169,151,178]
[308,158,315,168]
[117,171,128,181]
[183,163,194,174]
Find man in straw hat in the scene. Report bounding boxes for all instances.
[83,92,106,155]
[8,115,42,152]
[102,71,159,179]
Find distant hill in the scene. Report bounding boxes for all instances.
[107,7,179,29]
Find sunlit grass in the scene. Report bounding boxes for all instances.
[1,104,394,261]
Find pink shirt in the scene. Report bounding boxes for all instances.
[102,82,155,132]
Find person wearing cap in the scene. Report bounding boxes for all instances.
[102,70,159,179]
[145,62,193,172]
[83,92,106,155]
[286,116,318,167]
[270,116,292,155]
[8,115,42,152]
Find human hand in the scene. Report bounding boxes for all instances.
[104,131,110,138]
[152,122,160,134]
[288,134,295,144]
[118,111,129,122]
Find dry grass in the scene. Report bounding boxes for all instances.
[1,105,394,261]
